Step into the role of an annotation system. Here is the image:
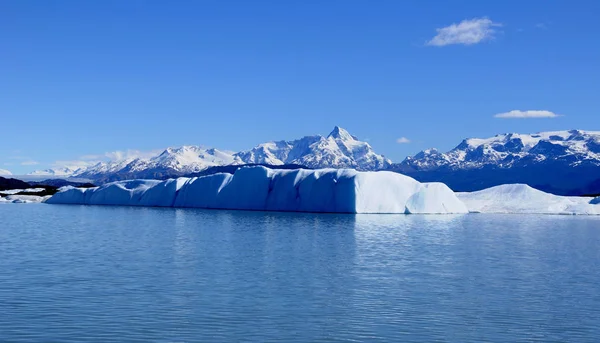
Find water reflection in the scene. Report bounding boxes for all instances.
[1,205,600,342]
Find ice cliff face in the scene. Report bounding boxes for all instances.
[46,166,465,214]
[50,127,390,182]
[45,166,600,215]
[390,130,600,195]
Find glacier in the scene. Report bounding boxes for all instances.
[46,166,466,214]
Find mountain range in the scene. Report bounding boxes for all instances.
[23,128,600,195]
[390,129,600,195]
[29,127,391,183]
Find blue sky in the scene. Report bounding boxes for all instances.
[2,0,599,174]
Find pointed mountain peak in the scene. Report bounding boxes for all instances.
[328,126,358,141]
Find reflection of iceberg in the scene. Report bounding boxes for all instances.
[457,184,600,215]
[46,166,467,214]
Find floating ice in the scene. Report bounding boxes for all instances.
[0,195,51,203]
[47,166,468,214]
[457,184,599,215]
[0,188,45,195]
[406,182,469,214]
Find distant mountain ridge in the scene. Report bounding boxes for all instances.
[36,127,391,183]
[234,126,390,170]
[389,130,600,195]
[0,176,31,191]
[24,128,600,195]
[27,167,83,176]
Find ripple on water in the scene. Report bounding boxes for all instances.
[1,204,600,342]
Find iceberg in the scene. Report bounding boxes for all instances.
[46,166,468,214]
[457,184,599,215]
[45,167,600,215]
[405,183,469,214]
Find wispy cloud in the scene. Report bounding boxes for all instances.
[7,155,39,166]
[535,23,548,29]
[494,110,562,119]
[51,160,101,170]
[426,17,502,46]
[49,149,163,171]
[20,160,39,166]
[396,137,411,144]
[104,149,161,161]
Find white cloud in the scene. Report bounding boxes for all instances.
[20,160,39,166]
[79,154,104,161]
[51,160,100,170]
[77,149,162,162]
[49,149,163,171]
[104,149,161,161]
[396,137,411,144]
[426,17,502,46]
[535,23,547,29]
[494,110,562,119]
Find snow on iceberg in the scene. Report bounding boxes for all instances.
[0,188,45,195]
[457,184,599,215]
[46,166,468,214]
[406,183,469,214]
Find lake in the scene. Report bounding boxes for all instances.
[1,204,600,342]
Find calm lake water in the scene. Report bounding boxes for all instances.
[1,204,600,342]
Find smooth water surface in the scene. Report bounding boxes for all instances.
[1,204,600,342]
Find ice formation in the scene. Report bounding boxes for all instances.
[45,167,600,215]
[0,195,51,203]
[46,166,467,214]
[0,188,45,195]
[457,184,599,215]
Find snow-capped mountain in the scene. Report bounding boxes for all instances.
[390,130,600,195]
[234,126,391,170]
[27,167,83,177]
[67,127,390,183]
[76,146,241,182]
[0,169,12,176]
